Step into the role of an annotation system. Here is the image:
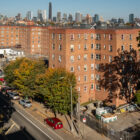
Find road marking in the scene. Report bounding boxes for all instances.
[11,119,20,129]
[0,95,63,140]
[16,109,54,140]
[14,103,63,140]
[5,124,15,135]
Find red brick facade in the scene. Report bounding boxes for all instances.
[0,25,139,106]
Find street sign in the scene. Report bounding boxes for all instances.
[83,117,86,123]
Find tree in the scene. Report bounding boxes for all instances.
[4,58,25,87]
[36,68,78,115]
[4,58,46,98]
[136,31,140,48]
[135,90,140,105]
[99,49,140,103]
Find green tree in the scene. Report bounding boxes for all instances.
[4,58,25,87]
[99,49,140,103]
[135,90,140,105]
[36,68,78,115]
[4,58,46,98]
[136,31,140,48]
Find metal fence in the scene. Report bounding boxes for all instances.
[80,113,140,140]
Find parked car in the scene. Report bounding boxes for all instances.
[1,87,14,94]
[19,99,32,108]
[7,92,20,100]
[44,117,63,129]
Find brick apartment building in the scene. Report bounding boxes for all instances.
[0,25,140,106]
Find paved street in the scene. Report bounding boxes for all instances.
[0,93,110,140]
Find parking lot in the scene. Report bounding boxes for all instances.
[108,111,140,131]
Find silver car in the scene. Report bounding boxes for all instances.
[19,99,32,108]
[7,92,20,100]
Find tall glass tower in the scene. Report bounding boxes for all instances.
[49,2,52,20]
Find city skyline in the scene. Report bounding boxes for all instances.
[0,0,139,21]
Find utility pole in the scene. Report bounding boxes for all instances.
[78,91,80,136]
[70,84,73,132]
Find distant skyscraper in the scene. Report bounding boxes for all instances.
[129,13,134,23]
[15,13,21,21]
[37,10,43,21]
[94,14,99,23]
[57,12,61,22]
[118,18,125,24]
[26,11,33,21]
[68,14,73,22]
[62,13,67,22]
[75,12,81,23]
[86,14,92,24]
[53,17,56,22]
[49,2,52,20]
[42,10,47,22]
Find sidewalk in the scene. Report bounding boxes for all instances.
[24,101,110,140]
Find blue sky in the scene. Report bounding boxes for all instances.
[0,0,139,21]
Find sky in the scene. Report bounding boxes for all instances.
[0,0,139,21]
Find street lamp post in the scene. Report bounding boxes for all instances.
[70,84,73,132]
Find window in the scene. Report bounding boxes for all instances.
[59,34,62,40]
[121,34,124,40]
[77,66,80,71]
[84,65,87,71]
[84,86,87,92]
[104,45,106,49]
[78,44,80,50]
[84,75,87,81]
[91,64,94,70]
[109,45,112,52]
[32,45,34,48]
[96,85,101,91]
[58,55,62,62]
[95,64,100,71]
[84,34,87,40]
[78,87,80,91]
[78,34,80,39]
[91,34,94,39]
[52,54,55,60]
[52,44,55,50]
[130,44,132,50]
[91,84,94,90]
[121,45,124,51]
[91,74,94,80]
[38,45,41,48]
[109,56,112,62]
[96,34,101,40]
[70,45,74,52]
[96,54,101,60]
[129,34,132,40]
[84,54,87,60]
[84,44,87,50]
[78,55,81,60]
[96,44,101,50]
[103,55,106,60]
[70,67,74,72]
[59,44,62,51]
[70,56,74,62]
[91,54,94,59]
[78,76,80,81]
[70,34,74,40]
[91,44,94,49]
[109,34,112,40]
[96,74,100,81]
[104,34,106,39]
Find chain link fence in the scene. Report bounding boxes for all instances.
[79,113,140,140]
